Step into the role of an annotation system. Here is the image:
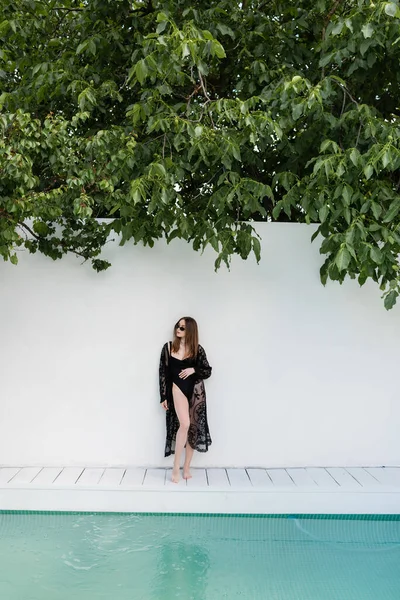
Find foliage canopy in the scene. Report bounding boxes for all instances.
[1,0,400,307]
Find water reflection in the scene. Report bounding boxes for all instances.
[153,540,210,600]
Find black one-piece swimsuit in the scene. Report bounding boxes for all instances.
[169,355,196,402]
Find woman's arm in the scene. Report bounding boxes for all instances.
[194,345,212,380]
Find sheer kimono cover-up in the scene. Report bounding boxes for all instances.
[159,342,212,457]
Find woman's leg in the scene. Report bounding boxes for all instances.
[183,444,194,480]
[171,384,190,483]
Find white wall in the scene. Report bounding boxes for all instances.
[0,223,399,468]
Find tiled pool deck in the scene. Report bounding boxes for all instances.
[0,466,399,514]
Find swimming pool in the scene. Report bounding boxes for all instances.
[0,513,399,599]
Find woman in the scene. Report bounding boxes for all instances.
[159,317,212,483]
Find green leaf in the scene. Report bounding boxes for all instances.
[349,148,361,167]
[311,228,320,242]
[371,202,382,220]
[342,185,352,206]
[360,200,370,214]
[182,43,190,58]
[135,60,148,85]
[345,227,355,245]
[320,139,331,153]
[109,204,120,215]
[33,221,49,236]
[384,290,398,310]
[211,40,226,59]
[364,165,373,179]
[319,205,329,223]
[336,162,345,177]
[331,21,344,36]
[346,242,357,260]
[216,24,235,38]
[360,39,373,56]
[150,162,167,178]
[382,150,391,168]
[370,246,383,264]
[88,39,96,56]
[272,201,283,219]
[369,223,381,232]
[383,199,400,222]
[361,23,374,38]
[252,237,261,262]
[385,2,398,17]
[156,12,168,22]
[156,20,168,33]
[319,53,333,68]
[320,263,329,285]
[231,144,241,162]
[358,272,368,286]
[10,254,18,265]
[292,103,303,121]
[335,246,351,271]
[209,236,219,252]
[76,41,88,55]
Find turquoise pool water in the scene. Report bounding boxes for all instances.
[0,513,399,599]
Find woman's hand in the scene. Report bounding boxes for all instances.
[179,367,195,379]
[161,400,168,410]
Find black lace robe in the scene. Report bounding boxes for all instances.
[159,342,212,457]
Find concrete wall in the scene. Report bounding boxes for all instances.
[0,223,399,468]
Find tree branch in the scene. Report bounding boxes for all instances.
[18,221,89,260]
[51,6,84,11]
[18,221,40,240]
[324,0,345,27]
[321,0,345,78]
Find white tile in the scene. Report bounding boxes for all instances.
[306,468,339,488]
[164,468,185,487]
[99,468,125,487]
[365,467,400,487]
[32,468,63,485]
[142,469,166,487]
[286,468,317,488]
[0,468,21,484]
[206,468,230,488]
[186,468,208,488]
[53,468,84,486]
[226,469,252,488]
[267,469,296,487]
[346,468,382,488]
[247,469,273,488]
[76,468,104,486]
[326,468,362,489]
[8,468,42,485]
[120,468,145,487]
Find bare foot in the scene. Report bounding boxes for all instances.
[171,468,180,483]
[183,469,192,480]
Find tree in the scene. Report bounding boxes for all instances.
[1,0,400,308]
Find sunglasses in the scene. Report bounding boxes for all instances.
[176,325,186,331]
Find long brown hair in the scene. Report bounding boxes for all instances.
[172,316,199,358]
